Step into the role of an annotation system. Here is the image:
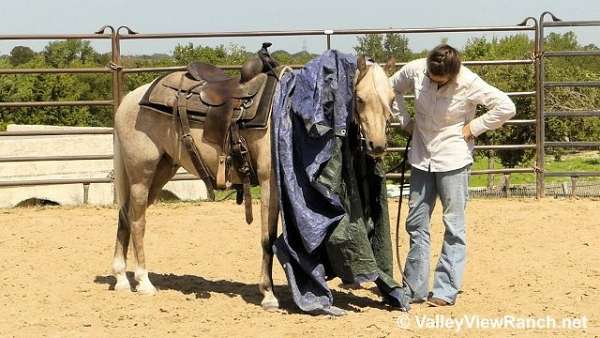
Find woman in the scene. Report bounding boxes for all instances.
[389,44,516,306]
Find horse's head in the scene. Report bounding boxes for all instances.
[354,56,396,158]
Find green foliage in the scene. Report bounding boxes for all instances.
[270,50,316,65]
[122,52,176,91]
[462,34,536,168]
[542,33,600,162]
[1,40,113,130]
[43,40,99,67]
[354,34,385,61]
[354,33,411,62]
[383,33,411,61]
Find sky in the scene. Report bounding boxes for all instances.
[0,0,598,56]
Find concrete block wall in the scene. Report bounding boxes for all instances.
[0,125,207,208]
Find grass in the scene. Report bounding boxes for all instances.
[213,186,262,201]
[470,151,600,187]
[179,152,599,201]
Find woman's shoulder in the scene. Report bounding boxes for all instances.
[405,58,427,70]
[457,65,481,86]
[397,58,426,78]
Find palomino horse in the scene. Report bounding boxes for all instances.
[110,53,396,310]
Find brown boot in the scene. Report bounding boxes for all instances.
[426,296,453,307]
[410,297,426,304]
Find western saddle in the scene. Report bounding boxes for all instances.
[139,43,283,223]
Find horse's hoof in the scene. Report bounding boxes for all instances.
[261,297,280,311]
[113,280,131,292]
[135,284,158,295]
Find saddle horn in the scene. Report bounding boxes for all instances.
[240,42,279,83]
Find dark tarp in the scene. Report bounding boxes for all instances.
[271,50,411,315]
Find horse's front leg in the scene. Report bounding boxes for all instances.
[258,166,279,310]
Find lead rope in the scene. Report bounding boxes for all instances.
[394,137,415,295]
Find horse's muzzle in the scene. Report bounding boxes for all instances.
[367,141,386,158]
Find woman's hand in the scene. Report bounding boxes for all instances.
[463,123,475,142]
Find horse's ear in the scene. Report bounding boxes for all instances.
[357,55,367,72]
[384,57,396,76]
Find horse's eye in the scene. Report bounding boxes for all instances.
[356,97,364,105]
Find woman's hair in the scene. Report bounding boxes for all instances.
[426,44,461,78]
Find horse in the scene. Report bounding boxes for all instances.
[109,50,396,311]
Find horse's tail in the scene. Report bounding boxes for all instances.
[113,129,130,209]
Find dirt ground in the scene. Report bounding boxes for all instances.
[0,198,599,338]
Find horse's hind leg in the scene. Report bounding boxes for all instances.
[126,154,179,295]
[258,167,280,310]
[113,203,131,291]
[122,151,163,295]
[147,155,179,206]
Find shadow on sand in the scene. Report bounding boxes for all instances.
[94,272,395,314]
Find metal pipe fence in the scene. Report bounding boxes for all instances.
[0,13,598,198]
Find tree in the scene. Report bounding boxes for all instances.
[543,31,600,160]
[355,33,411,63]
[43,40,98,68]
[383,33,411,61]
[354,34,385,61]
[173,43,228,66]
[9,46,35,66]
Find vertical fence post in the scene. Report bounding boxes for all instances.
[95,26,120,117]
[95,25,120,204]
[537,12,561,199]
[324,30,333,50]
[116,26,137,105]
[83,183,90,204]
[487,150,494,192]
[533,16,545,199]
[503,173,511,198]
[561,182,569,195]
[571,176,578,198]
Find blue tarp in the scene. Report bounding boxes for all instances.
[271,50,410,315]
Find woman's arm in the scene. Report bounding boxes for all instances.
[465,76,516,137]
[389,65,416,133]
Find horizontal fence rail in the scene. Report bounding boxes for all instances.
[116,24,536,40]
[0,67,112,74]
[0,100,113,107]
[544,50,600,57]
[545,110,600,117]
[0,155,113,163]
[544,142,600,148]
[386,144,537,153]
[0,173,199,188]
[0,128,113,136]
[544,81,600,88]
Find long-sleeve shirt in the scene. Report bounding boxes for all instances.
[390,58,516,172]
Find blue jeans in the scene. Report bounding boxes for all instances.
[403,165,469,304]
